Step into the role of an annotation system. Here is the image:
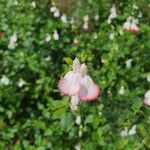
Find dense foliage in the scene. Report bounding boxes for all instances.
[0,0,150,149]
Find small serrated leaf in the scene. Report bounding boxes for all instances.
[60,112,75,132]
[63,57,73,65]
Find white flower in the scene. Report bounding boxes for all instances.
[8,42,16,49]
[127,16,133,22]
[147,73,150,82]
[78,130,82,137]
[83,22,88,30]
[98,112,102,116]
[8,33,17,49]
[128,125,136,135]
[73,39,79,45]
[107,5,117,24]
[94,15,99,21]
[14,0,18,5]
[61,14,67,23]
[93,33,98,39]
[119,29,123,35]
[74,144,80,150]
[132,18,139,24]
[120,125,136,137]
[75,116,81,125]
[50,6,56,12]
[120,127,128,137]
[109,33,114,40]
[118,86,125,95]
[83,15,89,22]
[11,33,17,43]
[53,30,59,40]
[138,12,142,18]
[70,17,75,24]
[45,56,51,61]
[17,79,25,87]
[110,5,117,18]
[0,75,9,85]
[144,90,150,106]
[107,18,111,24]
[126,59,132,68]
[31,1,36,8]
[123,21,131,31]
[133,4,139,10]
[45,34,51,42]
[53,9,60,17]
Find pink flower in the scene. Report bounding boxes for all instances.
[130,23,139,33]
[58,58,81,96]
[78,64,99,101]
[58,58,100,110]
[144,90,150,106]
[123,21,130,31]
[123,18,139,33]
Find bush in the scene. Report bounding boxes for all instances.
[0,0,150,149]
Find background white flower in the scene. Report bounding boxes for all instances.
[107,5,117,24]
[50,6,56,12]
[75,116,81,125]
[0,75,10,85]
[93,33,98,39]
[94,15,99,21]
[45,56,51,61]
[45,34,51,42]
[147,73,150,82]
[126,59,132,68]
[128,125,136,135]
[83,15,89,22]
[61,14,67,23]
[118,86,125,95]
[31,1,36,8]
[17,79,25,87]
[53,9,60,17]
[120,125,136,137]
[109,33,114,40]
[83,22,88,30]
[53,30,59,40]
[8,33,17,49]
[120,127,128,137]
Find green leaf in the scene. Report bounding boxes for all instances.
[63,57,73,65]
[85,114,93,124]
[60,112,75,132]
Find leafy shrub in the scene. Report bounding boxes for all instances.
[0,0,150,149]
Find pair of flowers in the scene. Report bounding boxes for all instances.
[123,18,139,33]
[58,58,100,111]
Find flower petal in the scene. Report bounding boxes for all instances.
[71,94,79,106]
[58,71,81,96]
[130,23,139,33]
[78,75,100,101]
[123,22,130,31]
[144,98,150,106]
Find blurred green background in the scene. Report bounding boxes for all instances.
[0,0,150,149]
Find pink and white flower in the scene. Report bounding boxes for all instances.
[130,23,139,33]
[58,58,81,96]
[123,18,139,33]
[58,58,100,110]
[144,90,150,106]
[78,64,99,101]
